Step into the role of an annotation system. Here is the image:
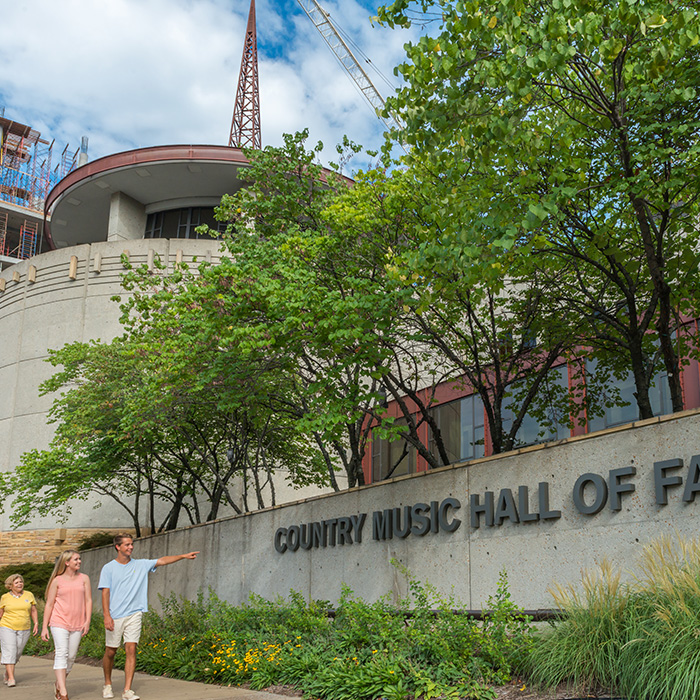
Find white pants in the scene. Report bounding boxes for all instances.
[0,627,30,665]
[50,627,82,672]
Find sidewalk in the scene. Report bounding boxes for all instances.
[6,656,296,700]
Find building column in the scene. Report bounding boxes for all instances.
[107,191,146,242]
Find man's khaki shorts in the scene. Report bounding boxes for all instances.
[105,611,143,647]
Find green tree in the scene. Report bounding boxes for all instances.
[196,132,419,486]
[0,298,325,533]
[378,0,700,419]
[333,163,587,456]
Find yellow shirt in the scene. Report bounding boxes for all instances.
[0,591,36,631]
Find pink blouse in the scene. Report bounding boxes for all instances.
[49,574,87,631]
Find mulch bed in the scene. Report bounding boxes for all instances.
[494,678,624,699]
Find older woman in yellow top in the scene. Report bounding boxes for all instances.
[0,573,38,687]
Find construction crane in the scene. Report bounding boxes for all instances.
[296,0,402,132]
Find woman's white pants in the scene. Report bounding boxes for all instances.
[0,627,30,665]
[50,627,82,672]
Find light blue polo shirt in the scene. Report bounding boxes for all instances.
[98,558,158,619]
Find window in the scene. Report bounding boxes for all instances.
[144,207,226,240]
[371,418,417,481]
[429,400,461,466]
[460,393,485,461]
[587,361,673,432]
[427,393,485,466]
[502,365,571,447]
[144,212,163,239]
[177,207,201,238]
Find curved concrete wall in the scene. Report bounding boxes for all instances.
[0,239,221,533]
[79,409,700,611]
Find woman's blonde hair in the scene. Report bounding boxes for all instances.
[45,549,80,598]
[4,574,23,590]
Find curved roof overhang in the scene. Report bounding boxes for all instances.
[43,145,251,250]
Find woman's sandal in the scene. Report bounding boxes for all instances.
[55,683,61,700]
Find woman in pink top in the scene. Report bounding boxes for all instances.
[42,550,92,700]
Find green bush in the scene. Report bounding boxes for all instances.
[132,567,528,699]
[24,611,111,659]
[78,531,116,551]
[526,534,700,700]
[0,561,54,600]
[34,568,528,700]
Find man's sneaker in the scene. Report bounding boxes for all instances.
[102,685,114,699]
[122,691,140,700]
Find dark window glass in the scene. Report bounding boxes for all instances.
[143,207,224,240]
[587,360,672,432]
[371,418,416,481]
[428,393,485,466]
[429,400,461,466]
[144,212,163,239]
[502,365,570,447]
[461,393,485,460]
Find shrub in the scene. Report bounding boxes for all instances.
[24,611,109,658]
[0,561,54,600]
[526,559,626,692]
[25,571,530,700]
[78,531,116,551]
[526,533,700,700]
[479,569,534,682]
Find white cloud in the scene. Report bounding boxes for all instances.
[0,0,417,172]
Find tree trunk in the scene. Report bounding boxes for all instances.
[628,336,654,420]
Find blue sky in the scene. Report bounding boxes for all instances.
[0,0,417,172]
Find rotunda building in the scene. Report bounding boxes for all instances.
[0,144,317,561]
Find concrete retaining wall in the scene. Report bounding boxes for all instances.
[80,409,700,611]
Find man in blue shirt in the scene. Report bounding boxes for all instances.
[98,534,199,700]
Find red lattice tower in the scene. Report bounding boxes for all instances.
[228,0,261,149]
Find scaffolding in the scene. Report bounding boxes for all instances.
[0,211,7,256]
[18,220,38,259]
[0,114,78,260]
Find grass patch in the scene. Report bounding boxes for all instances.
[526,533,700,700]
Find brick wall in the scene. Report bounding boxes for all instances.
[0,528,136,565]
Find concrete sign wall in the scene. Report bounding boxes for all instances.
[80,409,700,611]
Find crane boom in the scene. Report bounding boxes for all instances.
[297,0,399,131]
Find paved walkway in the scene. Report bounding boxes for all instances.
[6,656,294,700]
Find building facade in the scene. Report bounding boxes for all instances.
[0,137,335,562]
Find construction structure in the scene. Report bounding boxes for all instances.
[229,0,261,149]
[0,114,79,269]
[298,0,402,132]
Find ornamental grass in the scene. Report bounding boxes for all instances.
[526,533,700,700]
